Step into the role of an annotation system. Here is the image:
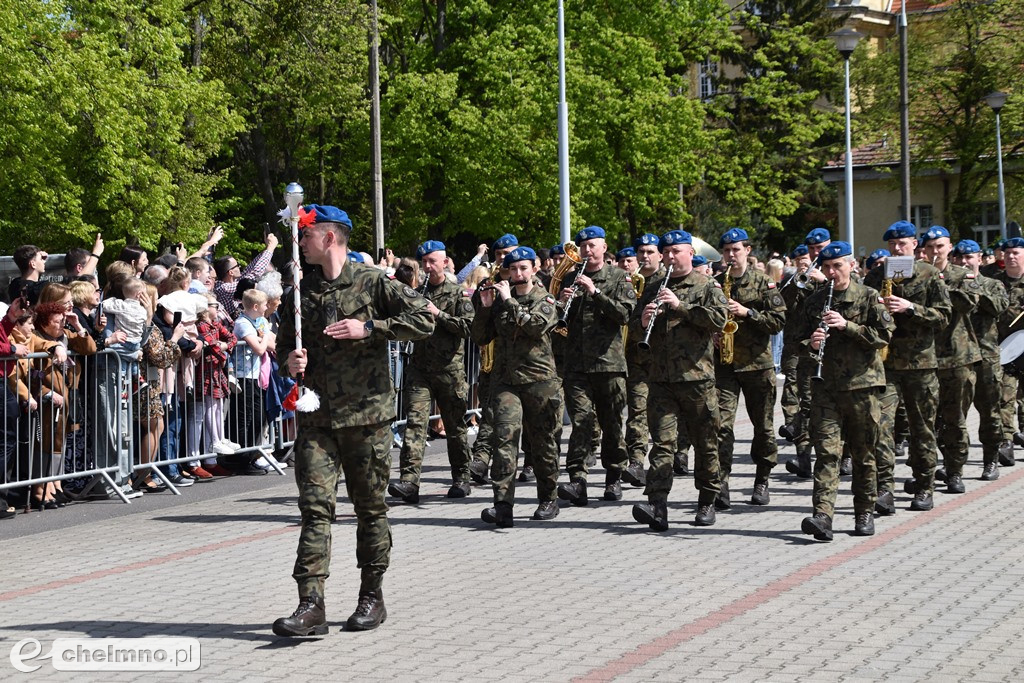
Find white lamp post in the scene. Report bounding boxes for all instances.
[985,91,1008,240]
[830,27,864,251]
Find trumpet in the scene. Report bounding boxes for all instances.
[637,265,673,350]
[782,262,819,290]
[479,262,501,373]
[811,278,835,382]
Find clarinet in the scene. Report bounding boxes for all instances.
[811,278,835,382]
[637,265,674,350]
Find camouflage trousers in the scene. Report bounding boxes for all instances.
[779,344,801,428]
[490,379,562,505]
[644,379,721,505]
[473,370,536,471]
[791,356,815,449]
[564,371,628,481]
[877,369,939,496]
[936,364,976,477]
[716,365,778,484]
[398,365,471,485]
[626,361,689,466]
[292,421,392,598]
[1000,372,1019,441]
[973,359,1005,463]
[810,384,880,517]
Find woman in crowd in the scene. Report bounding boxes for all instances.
[117,245,150,277]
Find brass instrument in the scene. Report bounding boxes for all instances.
[550,242,584,337]
[720,261,739,365]
[479,261,502,373]
[623,268,646,345]
[878,269,907,362]
[811,278,835,382]
[637,265,673,350]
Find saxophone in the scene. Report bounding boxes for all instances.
[720,261,739,364]
[479,262,501,373]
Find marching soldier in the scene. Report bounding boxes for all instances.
[863,221,951,514]
[388,240,475,504]
[713,228,787,509]
[920,227,981,494]
[952,239,1010,478]
[629,230,728,530]
[797,241,894,541]
[779,244,812,449]
[992,236,1024,466]
[616,247,638,273]
[472,246,562,526]
[556,226,636,505]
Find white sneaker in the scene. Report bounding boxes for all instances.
[226,440,243,450]
[121,485,143,500]
[259,450,288,470]
[213,440,236,455]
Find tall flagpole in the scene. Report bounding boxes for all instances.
[898,2,911,222]
[557,0,571,245]
[370,0,385,255]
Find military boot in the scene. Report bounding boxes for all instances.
[532,501,559,521]
[839,456,852,476]
[874,490,896,516]
[801,512,833,542]
[557,478,588,506]
[853,511,875,536]
[694,502,716,526]
[632,499,668,532]
[273,589,328,637]
[750,477,770,506]
[469,458,490,485]
[1014,432,1024,449]
[934,467,947,482]
[446,480,471,498]
[518,465,536,483]
[346,590,387,631]
[622,462,646,486]
[481,501,514,527]
[946,473,965,494]
[981,461,1000,481]
[387,481,420,504]
[998,441,1015,467]
[673,452,690,476]
[603,472,623,501]
[714,480,731,511]
[785,448,812,479]
[903,478,918,495]
[778,423,796,442]
[909,490,934,511]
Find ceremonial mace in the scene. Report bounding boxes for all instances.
[281,182,320,412]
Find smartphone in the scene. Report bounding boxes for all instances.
[263,222,272,238]
[172,311,182,328]
[377,248,386,263]
[96,300,103,319]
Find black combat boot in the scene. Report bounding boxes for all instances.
[1014,432,1024,449]
[998,441,1015,467]
[903,478,918,495]
[934,467,947,482]
[518,465,536,483]
[750,477,770,506]
[785,448,812,479]
[909,489,934,511]
[273,589,328,637]
[801,512,833,541]
[346,590,387,631]
[946,473,965,494]
[532,500,559,521]
[622,462,646,486]
[673,452,690,476]
[714,481,731,511]
[481,501,514,527]
[981,461,1000,481]
[778,423,796,442]
[603,480,622,501]
[632,499,668,532]
[839,456,852,476]
[874,490,896,516]
[446,480,471,498]
[387,481,420,504]
[557,478,588,506]
[853,511,875,536]
[694,502,716,526]
[469,458,490,485]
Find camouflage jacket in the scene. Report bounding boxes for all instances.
[562,263,636,374]
[472,285,558,385]
[994,271,1024,341]
[935,263,981,370]
[625,265,667,369]
[780,275,812,352]
[796,281,893,391]
[714,267,787,371]
[410,277,474,372]
[277,262,435,429]
[864,260,951,371]
[627,268,728,383]
[970,273,1008,360]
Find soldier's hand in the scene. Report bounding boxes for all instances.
[727,299,749,317]
[558,287,575,304]
[479,286,495,308]
[808,268,826,284]
[324,319,370,340]
[574,273,596,295]
[287,348,308,376]
[810,327,827,351]
[822,310,847,330]
[885,295,912,314]
[494,280,511,301]
[657,287,681,310]
[641,301,659,328]
[425,301,441,317]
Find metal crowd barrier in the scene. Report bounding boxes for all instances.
[391,338,483,430]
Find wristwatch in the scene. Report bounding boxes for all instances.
[363,320,375,337]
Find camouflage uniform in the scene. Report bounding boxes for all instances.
[714,268,787,486]
[970,273,1009,466]
[628,269,728,506]
[864,261,951,498]
[779,279,812,434]
[994,271,1024,452]
[277,263,434,598]
[562,264,636,482]
[624,266,666,467]
[934,264,982,481]
[796,281,893,517]
[398,278,475,486]
[471,286,561,506]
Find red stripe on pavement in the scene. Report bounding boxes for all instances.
[575,466,1024,683]
[0,525,297,603]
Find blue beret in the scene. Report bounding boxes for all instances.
[919,226,950,245]
[719,227,749,247]
[306,204,353,229]
[996,239,1008,249]
[659,230,692,249]
[416,240,446,259]
[866,248,890,269]
[805,228,831,245]
[550,243,565,256]
[503,246,537,267]
[616,247,636,260]
[953,239,981,255]
[790,244,809,258]
[818,241,853,261]
[347,252,363,263]
[633,233,660,248]
[492,233,518,250]
[692,255,708,267]
[575,225,606,244]
[1004,237,1024,250]
[882,220,917,241]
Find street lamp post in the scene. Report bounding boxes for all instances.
[557,0,571,245]
[830,28,864,252]
[985,91,1008,241]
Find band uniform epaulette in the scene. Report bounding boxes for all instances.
[965,272,976,279]
[545,295,555,304]
[713,280,723,288]
[767,282,777,289]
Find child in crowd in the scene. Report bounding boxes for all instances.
[229,289,274,470]
[197,295,238,475]
[101,277,148,391]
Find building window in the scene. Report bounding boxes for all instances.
[973,201,1001,247]
[699,58,718,100]
[899,205,933,229]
